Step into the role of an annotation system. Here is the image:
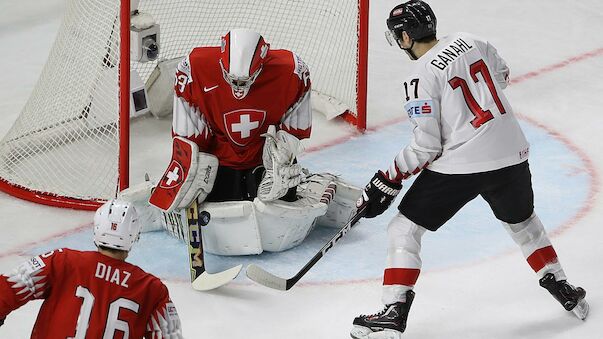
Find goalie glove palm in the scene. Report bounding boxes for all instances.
[258,126,304,201]
[356,171,402,218]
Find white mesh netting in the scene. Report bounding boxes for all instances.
[0,0,364,204]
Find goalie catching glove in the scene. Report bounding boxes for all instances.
[149,136,218,212]
[258,126,304,201]
[356,171,402,218]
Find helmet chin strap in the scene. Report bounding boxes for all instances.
[401,40,419,60]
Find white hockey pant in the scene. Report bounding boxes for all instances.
[502,212,566,281]
[382,213,427,305]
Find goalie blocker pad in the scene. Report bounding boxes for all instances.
[149,136,218,212]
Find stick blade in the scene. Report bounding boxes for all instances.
[191,264,242,291]
[245,264,289,291]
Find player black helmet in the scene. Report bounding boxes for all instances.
[386,0,437,46]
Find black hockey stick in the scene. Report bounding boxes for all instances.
[185,200,242,291]
[245,206,367,290]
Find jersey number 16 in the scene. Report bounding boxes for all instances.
[69,286,140,339]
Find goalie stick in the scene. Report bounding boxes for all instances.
[185,200,242,291]
[245,206,366,290]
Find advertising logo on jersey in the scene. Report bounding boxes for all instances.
[293,53,310,86]
[159,160,185,189]
[175,56,192,94]
[25,256,46,274]
[405,99,434,118]
[223,109,266,146]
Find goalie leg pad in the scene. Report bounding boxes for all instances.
[298,173,363,228]
[149,137,218,212]
[254,197,328,252]
[200,201,263,256]
[197,195,329,255]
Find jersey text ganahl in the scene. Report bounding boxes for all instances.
[430,38,474,70]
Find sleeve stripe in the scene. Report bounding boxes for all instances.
[280,89,312,138]
[146,301,183,338]
[172,95,211,140]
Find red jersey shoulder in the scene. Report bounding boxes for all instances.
[265,49,310,83]
[35,247,75,266]
[176,47,221,94]
[13,248,72,281]
[187,46,221,82]
[187,46,221,70]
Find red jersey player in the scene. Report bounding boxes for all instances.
[150,28,312,212]
[0,200,183,338]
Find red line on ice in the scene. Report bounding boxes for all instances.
[0,223,92,260]
[510,48,603,85]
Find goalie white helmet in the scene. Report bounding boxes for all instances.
[219,29,270,99]
[93,199,142,251]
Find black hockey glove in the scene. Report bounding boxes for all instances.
[356,171,402,218]
[0,317,4,327]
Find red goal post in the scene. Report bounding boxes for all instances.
[0,0,369,210]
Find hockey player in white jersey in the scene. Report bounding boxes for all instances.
[350,1,588,338]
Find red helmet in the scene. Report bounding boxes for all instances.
[219,29,270,99]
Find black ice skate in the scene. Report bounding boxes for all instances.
[350,291,414,339]
[539,273,589,320]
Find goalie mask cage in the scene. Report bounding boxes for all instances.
[0,0,369,210]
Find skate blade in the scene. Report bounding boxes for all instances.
[350,326,402,339]
[572,299,589,320]
[350,325,372,339]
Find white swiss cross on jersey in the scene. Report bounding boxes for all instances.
[223,109,266,146]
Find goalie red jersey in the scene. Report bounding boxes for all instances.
[172,44,312,170]
[0,248,181,338]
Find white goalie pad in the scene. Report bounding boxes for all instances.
[254,197,327,252]
[117,178,329,256]
[199,201,263,256]
[124,173,361,256]
[199,173,361,256]
[306,173,362,228]
[200,197,327,255]
[118,180,188,240]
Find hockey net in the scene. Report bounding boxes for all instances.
[0,0,368,210]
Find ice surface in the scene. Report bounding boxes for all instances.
[1,0,602,338]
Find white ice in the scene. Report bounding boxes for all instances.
[1,0,603,338]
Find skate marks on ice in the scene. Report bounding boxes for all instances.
[24,120,591,286]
